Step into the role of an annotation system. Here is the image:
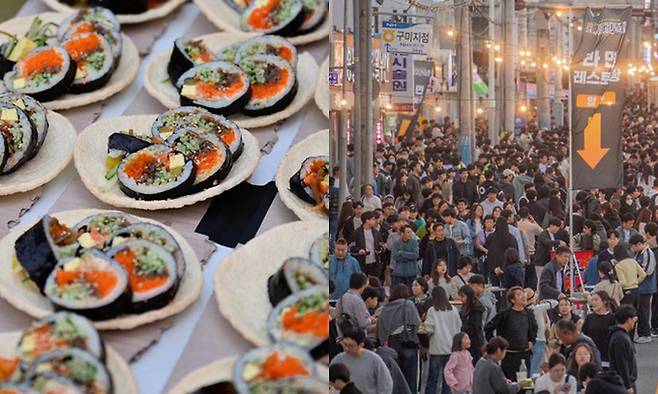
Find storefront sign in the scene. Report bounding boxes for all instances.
[381,21,432,55]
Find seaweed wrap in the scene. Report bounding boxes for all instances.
[190,381,238,394]
[107,132,151,155]
[0,102,37,174]
[308,232,329,271]
[14,215,79,291]
[62,33,115,93]
[298,0,327,33]
[116,144,196,200]
[108,239,179,313]
[168,38,215,84]
[4,46,76,102]
[289,155,329,206]
[177,61,251,116]
[113,222,186,279]
[89,0,149,14]
[165,129,232,190]
[267,257,327,306]
[44,251,132,321]
[240,0,305,37]
[25,349,113,394]
[74,211,136,250]
[239,54,297,116]
[233,344,314,394]
[0,93,49,159]
[0,133,7,172]
[267,286,329,360]
[234,35,297,68]
[17,312,105,366]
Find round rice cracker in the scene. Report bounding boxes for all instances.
[144,32,319,129]
[193,0,329,46]
[167,356,329,394]
[215,220,327,347]
[275,129,328,221]
[40,0,187,24]
[0,111,75,196]
[74,114,260,210]
[0,209,203,330]
[0,13,139,111]
[0,331,138,394]
[314,57,329,118]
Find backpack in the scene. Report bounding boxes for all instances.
[336,294,360,334]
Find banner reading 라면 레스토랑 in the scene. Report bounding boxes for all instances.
[571,7,630,190]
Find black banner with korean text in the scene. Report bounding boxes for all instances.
[571,7,629,190]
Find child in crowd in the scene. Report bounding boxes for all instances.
[443,332,474,394]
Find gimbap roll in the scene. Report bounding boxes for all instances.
[267,287,329,360]
[168,39,215,85]
[267,257,328,306]
[234,35,297,68]
[0,93,49,159]
[116,144,196,200]
[299,0,327,33]
[59,8,122,61]
[150,106,208,141]
[216,42,241,63]
[233,344,313,394]
[15,215,79,291]
[62,33,115,93]
[309,232,329,271]
[17,312,105,366]
[289,155,329,207]
[240,0,306,37]
[176,61,251,116]
[239,54,297,116]
[26,349,113,394]
[165,129,232,190]
[108,240,179,313]
[113,222,186,279]
[74,211,136,250]
[44,251,132,321]
[0,102,36,174]
[106,133,152,180]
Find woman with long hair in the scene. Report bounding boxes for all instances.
[410,276,432,319]
[593,260,623,304]
[466,203,484,239]
[429,259,452,298]
[424,286,462,394]
[500,247,525,289]
[567,342,595,390]
[582,290,618,366]
[457,285,485,364]
[484,217,518,286]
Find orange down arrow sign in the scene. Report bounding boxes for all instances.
[577,112,609,169]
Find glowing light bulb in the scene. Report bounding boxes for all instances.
[435,106,441,112]
[447,29,454,37]
[520,105,527,112]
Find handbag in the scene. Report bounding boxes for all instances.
[400,300,420,348]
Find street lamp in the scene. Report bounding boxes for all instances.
[385,103,392,110]
[434,106,441,112]
[520,105,527,113]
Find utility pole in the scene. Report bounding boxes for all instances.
[536,10,550,130]
[487,0,497,144]
[360,2,373,187]
[352,0,362,199]
[503,0,515,134]
[456,0,474,163]
[337,0,348,206]
[554,14,564,128]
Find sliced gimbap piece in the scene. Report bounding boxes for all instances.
[289,155,329,207]
[17,312,105,366]
[106,133,152,180]
[0,93,49,159]
[240,0,305,37]
[74,211,136,250]
[267,257,328,306]
[267,287,329,360]
[223,0,252,12]
[0,383,39,394]
[44,251,132,321]
[59,8,122,61]
[113,222,186,279]
[62,33,115,93]
[213,116,244,161]
[108,239,179,313]
[216,42,241,63]
[0,16,58,76]
[309,232,329,271]
[239,54,297,116]
[233,344,313,394]
[150,106,208,141]
[176,61,251,116]
[117,144,196,200]
[4,46,76,103]
[0,102,37,174]
[168,38,215,85]
[234,35,297,68]
[165,129,232,190]
[15,215,79,291]
[299,0,327,33]
[26,349,113,394]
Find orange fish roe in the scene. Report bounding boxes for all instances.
[20,49,64,79]
[278,46,293,63]
[0,358,18,381]
[195,149,221,173]
[259,351,309,380]
[55,270,118,299]
[195,78,245,99]
[123,151,157,179]
[220,129,237,145]
[282,305,329,338]
[247,0,280,30]
[64,34,101,62]
[251,67,288,99]
[72,21,96,35]
[113,249,168,294]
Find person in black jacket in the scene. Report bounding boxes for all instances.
[422,223,460,276]
[578,363,627,394]
[341,201,364,243]
[349,211,384,277]
[539,246,570,300]
[453,168,478,205]
[330,362,364,394]
[484,286,538,380]
[534,218,567,267]
[500,248,525,289]
[609,305,639,394]
[485,217,518,286]
[457,284,485,365]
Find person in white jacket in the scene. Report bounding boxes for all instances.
[525,288,558,376]
[424,286,462,394]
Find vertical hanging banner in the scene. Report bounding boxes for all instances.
[571,7,629,189]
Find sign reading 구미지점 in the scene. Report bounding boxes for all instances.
[381,21,433,55]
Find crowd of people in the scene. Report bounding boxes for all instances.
[328,89,657,394]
